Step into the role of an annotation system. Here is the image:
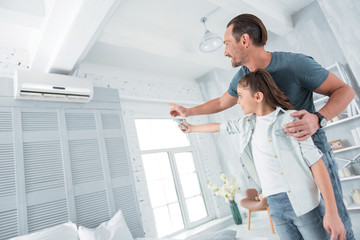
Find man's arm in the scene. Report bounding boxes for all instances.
[169,92,238,117]
[285,72,355,141]
[314,72,355,120]
[310,159,346,240]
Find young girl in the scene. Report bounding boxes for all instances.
[178,69,346,240]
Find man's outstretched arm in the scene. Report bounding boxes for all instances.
[169,92,238,117]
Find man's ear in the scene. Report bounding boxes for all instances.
[255,92,264,102]
[241,33,250,47]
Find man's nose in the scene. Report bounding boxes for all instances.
[224,47,229,57]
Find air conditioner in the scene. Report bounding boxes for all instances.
[14,70,94,102]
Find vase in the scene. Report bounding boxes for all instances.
[229,200,242,225]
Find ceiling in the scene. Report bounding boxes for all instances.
[0,0,313,79]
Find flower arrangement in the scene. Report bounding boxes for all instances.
[207,173,240,202]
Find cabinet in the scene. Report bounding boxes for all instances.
[314,62,360,211]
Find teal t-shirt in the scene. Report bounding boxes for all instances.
[228,51,331,152]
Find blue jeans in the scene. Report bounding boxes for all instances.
[322,150,354,240]
[267,192,329,240]
[314,130,354,239]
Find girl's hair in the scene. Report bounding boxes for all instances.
[227,14,267,46]
[238,69,295,110]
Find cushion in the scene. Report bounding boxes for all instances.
[135,238,178,240]
[78,209,133,240]
[186,230,237,240]
[9,221,78,240]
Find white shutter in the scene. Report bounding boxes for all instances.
[68,139,104,184]
[66,110,110,228]
[23,141,64,192]
[106,137,130,178]
[113,185,143,236]
[21,109,69,233]
[0,110,18,239]
[27,199,68,232]
[75,190,110,228]
[102,111,143,237]
[0,87,144,239]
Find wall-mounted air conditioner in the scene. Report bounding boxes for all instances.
[14,70,94,102]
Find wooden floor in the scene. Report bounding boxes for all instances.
[225,211,360,240]
[224,212,279,240]
[173,211,359,239]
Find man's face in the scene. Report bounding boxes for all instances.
[224,25,246,68]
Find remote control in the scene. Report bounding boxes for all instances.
[173,118,188,130]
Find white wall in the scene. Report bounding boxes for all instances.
[76,62,231,237]
[317,0,360,87]
[266,1,346,68]
[266,1,359,90]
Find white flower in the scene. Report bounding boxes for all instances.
[207,173,240,202]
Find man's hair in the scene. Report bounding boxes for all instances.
[238,69,294,110]
[227,14,267,46]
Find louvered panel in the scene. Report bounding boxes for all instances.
[105,137,130,178]
[101,113,122,129]
[27,199,68,233]
[21,112,58,132]
[23,141,64,193]
[69,139,103,184]
[0,112,12,132]
[0,209,18,240]
[65,112,96,131]
[113,185,142,236]
[0,144,15,197]
[75,191,110,228]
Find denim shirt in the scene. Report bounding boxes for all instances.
[220,107,323,216]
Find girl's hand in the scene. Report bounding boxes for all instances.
[323,212,346,240]
[178,121,192,133]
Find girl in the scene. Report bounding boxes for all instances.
[178,69,345,240]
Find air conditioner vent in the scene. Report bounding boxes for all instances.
[14,70,94,103]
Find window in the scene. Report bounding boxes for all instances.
[135,119,209,237]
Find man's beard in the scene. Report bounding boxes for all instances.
[231,55,246,68]
[232,59,243,68]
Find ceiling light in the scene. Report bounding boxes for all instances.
[199,17,223,53]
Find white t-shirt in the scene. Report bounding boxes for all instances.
[251,110,286,197]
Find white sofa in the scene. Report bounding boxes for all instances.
[9,210,134,240]
[9,210,237,240]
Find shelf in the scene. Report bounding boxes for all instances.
[340,175,360,182]
[325,114,360,128]
[333,145,360,153]
[346,203,360,211]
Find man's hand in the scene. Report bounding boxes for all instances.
[323,212,346,240]
[169,103,189,117]
[284,110,319,141]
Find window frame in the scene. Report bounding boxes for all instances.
[128,101,215,237]
[140,146,211,235]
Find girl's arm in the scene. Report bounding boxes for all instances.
[179,121,220,133]
[310,159,346,240]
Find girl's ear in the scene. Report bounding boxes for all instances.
[255,92,264,103]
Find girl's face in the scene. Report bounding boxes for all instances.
[237,86,258,114]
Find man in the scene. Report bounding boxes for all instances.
[169,14,354,239]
